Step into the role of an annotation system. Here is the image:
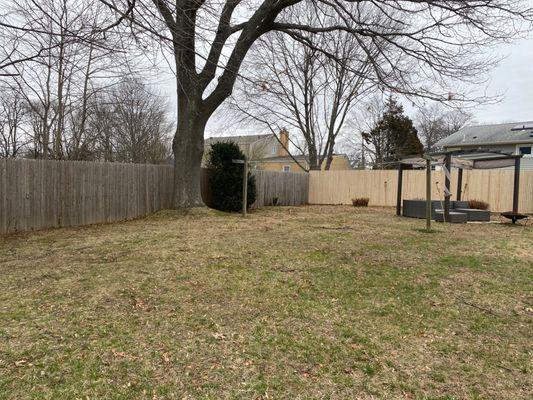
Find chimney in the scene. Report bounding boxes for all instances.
[278,129,289,156]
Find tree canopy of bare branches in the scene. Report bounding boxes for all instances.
[415,104,474,151]
[231,4,382,171]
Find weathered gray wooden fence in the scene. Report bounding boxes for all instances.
[0,159,174,234]
[0,159,309,234]
[252,169,309,207]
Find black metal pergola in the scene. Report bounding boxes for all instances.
[396,149,524,225]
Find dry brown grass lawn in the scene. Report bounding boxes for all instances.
[0,206,532,399]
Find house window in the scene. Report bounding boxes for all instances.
[518,146,532,156]
[283,165,291,172]
[271,145,277,155]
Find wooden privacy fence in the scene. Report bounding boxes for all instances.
[0,159,174,234]
[252,169,309,207]
[309,169,533,213]
[0,159,310,234]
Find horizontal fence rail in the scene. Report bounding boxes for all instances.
[309,170,533,213]
[0,159,309,234]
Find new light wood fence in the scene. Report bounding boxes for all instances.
[0,159,310,234]
[309,169,533,213]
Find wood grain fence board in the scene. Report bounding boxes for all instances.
[309,170,533,213]
[1,160,309,234]
[0,159,175,234]
[251,170,309,207]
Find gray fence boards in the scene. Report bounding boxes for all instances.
[0,160,309,234]
[0,159,174,234]
[252,170,309,207]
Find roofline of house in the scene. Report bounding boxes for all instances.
[442,139,533,148]
[205,133,272,141]
[259,153,349,162]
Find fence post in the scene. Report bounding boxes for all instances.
[396,163,404,216]
[426,158,431,231]
[242,158,248,218]
[513,156,521,214]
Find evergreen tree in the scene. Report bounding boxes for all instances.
[207,142,256,212]
[364,97,423,169]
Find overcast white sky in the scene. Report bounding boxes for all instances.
[473,38,533,123]
[155,34,533,136]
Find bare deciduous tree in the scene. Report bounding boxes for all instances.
[231,5,380,171]
[0,89,27,157]
[107,78,173,164]
[0,0,138,159]
[416,104,474,151]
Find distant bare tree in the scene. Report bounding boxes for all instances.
[342,95,387,170]
[233,5,380,171]
[1,0,135,159]
[100,79,173,164]
[0,90,27,157]
[416,104,474,151]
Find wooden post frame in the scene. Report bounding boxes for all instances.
[243,158,248,218]
[396,163,404,216]
[456,168,463,202]
[444,154,452,222]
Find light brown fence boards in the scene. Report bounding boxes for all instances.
[309,170,533,213]
[252,170,309,207]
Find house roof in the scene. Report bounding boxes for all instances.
[205,133,272,145]
[435,121,533,148]
[401,150,520,170]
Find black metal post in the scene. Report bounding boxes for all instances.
[444,154,452,222]
[457,168,463,202]
[426,158,432,231]
[396,163,404,216]
[513,157,521,214]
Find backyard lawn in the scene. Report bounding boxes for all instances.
[0,206,531,399]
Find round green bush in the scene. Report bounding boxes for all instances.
[207,141,256,212]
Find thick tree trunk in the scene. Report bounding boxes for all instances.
[172,103,206,208]
[308,144,321,170]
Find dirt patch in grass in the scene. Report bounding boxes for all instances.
[0,206,532,399]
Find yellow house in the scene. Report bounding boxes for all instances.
[258,154,352,172]
[205,129,352,172]
[256,129,352,172]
